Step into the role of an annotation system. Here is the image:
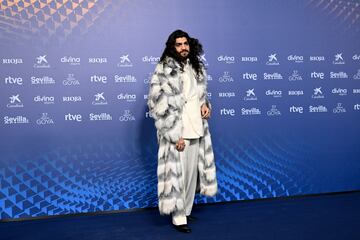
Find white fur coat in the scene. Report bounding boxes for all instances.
[147,57,217,215]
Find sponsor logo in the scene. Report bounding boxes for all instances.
[61,56,80,66]
[92,92,108,105]
[7,94,23,108]
[264,72,283,80]
[5,76,23,85]
[333,103,346,114]
[119,110,136,121]
[312,87,325,99]
[353,70,360,80]
[32,76,55,85]
[333,53,345,65]
[117,54,133,67]
[145,111,153,118]
[267,105,281,116]
[89,113,112,121]
[88,57,107,64]
[309,105,327,113]
[117,93,137,102]
[217,55,235,64]
[207,74,213,81]
[289,70,303,81]
[207,92,212,99]
[34,95,55,104]
[142,56,160,64]
[200,54,209,66]
[330,71,348,79]
[2,58,23,64]
[115,74,137,83]
[289,106,304,113]
[218,92,235,98]
[309,56,325,62]
[90,75,107,84]
[353,89,360,94]
[287,55,304,63]
[266,53,279,65]
[219,71,234,83]
[33,55,50,68]
[310,71,325,79]
[36,113,55,125]
[63,96,82,102]
[63,74,79,86]
[288,90,304,96]
[220,108,235,116]
[144,94,148,100]
[352,54,360,61]
[265,90,282,98]
[65,113,83,122]
[331,88,347,96]
[4,116,29,124]
[243,72,257,81]
[354,104,360,110]
[241,107,261,115]
[241,56,258,62]
[143,73,153,84]
[244,89,257,101]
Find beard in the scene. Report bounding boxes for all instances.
[176,50,189,62]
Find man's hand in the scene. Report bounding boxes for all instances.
[176,138,185,152]
[201,104,211,119]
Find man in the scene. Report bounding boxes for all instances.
[147,30,217,233]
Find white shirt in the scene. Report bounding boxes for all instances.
[181,61,204,139]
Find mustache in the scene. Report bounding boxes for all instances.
[181,50,189,53]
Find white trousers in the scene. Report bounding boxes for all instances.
[172,138,200,225]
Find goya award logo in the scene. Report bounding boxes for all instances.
[63,74,80,86]
[36,113,55,125]
[289,70,303,81]
[333,103,346,114]
[219,71,234,83]
[143,72,153,84]
[353,70,360,80]
[267,105,281,116]
[119,110,136,121]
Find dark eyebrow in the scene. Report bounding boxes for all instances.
[176,41,188,45]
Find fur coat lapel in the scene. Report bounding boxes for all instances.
[148,57,217,215]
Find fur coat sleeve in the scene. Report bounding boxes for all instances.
[147,59,185,143]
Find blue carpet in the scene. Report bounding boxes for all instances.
[1,192,359,240]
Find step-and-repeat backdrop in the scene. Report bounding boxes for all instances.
[1,0,359,219]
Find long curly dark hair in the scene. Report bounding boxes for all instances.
[160,29,204,77]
